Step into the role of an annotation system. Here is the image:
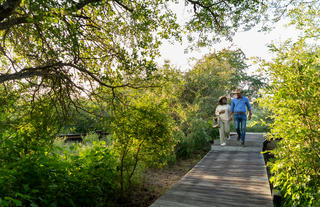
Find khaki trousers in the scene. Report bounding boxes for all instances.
[219,119,230,144]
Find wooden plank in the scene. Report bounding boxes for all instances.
[150,133,273,207]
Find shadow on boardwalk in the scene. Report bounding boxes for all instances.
[150,133,273,207]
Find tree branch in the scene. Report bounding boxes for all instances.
[113,0,133,12]
[0,64,56,84]
[64,63,121,88]
[71,0,103,11]
[0,0,134,31]
[128,140,144,186]
[0,61,157,91]
[0,0,22,22]
[186,0,221,30]
[0,16,28,30]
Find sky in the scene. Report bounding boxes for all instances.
[156,1,301,73]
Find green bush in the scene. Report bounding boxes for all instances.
[175,117,212,159]
[246,104,271,132]
[0,141,118,207]
[174,130,194,159]
[111,94,176,192]
[188,118,211,150]
[260,39,320,206]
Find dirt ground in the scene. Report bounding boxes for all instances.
[125,151,208,207]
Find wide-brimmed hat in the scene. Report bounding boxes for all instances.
[232,88,242,94]
[218,96,227,104]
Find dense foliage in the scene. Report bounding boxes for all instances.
[0,48,262,206]
[0,134,118,206]
[261,40,320,206]
[1,0,319,206]
[0,0,266,112]
[259,2,320,206]
[111,93,176,192]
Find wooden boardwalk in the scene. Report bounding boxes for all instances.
[150,133,273,207]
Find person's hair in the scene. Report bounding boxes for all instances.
[218,97,227,105]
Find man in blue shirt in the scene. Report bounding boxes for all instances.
[229,89,252,145]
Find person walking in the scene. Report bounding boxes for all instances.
[229,89,252,145]
[215,96,231,146]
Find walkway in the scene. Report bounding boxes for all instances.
[150,133,273,207]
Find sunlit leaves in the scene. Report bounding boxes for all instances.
[259,39,320,207]
[180,49,263,120]
[110,92,176,190]
[185,0,266,44]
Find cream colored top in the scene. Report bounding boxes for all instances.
[215,104,230,121]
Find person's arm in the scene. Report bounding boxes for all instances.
[248,110,252,120]
[229,111,233,121]
[215,105,220,116]
[246,98,252,120]
[215,105,226,116]
[229,101,234,121]
[227,104,232,121]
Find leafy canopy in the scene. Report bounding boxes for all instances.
[0,0,267,108]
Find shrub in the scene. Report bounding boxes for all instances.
[111,94,176,192]
[174,130,194,159]
[260,40,320,206]
[0,141,118,207]
[175,117,212,159]
[246,104,271,132]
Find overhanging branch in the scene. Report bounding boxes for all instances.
[72,0,103,11]
[0,16,28,30]
[186,0,221,30]
[0,62,129,89]
[0,61,158,91]
[0,0,22,22]
[0,63,59,83]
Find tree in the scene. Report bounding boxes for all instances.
[0,0,268,110]
[260,40,320,207]
[180,49,263,120]
[258,2,320,206]
[110,92,176,193]
[184,0,267,45]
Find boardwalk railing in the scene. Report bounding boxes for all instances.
[59,130,109,142]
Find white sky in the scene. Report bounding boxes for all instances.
[156,1,301,73]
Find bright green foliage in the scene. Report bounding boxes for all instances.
[148,64,218,159]
[259,40,320,206]
[0,0,180,114]
[0,0,268,110]
[175,116,213,158]
[258,2,320,206]
[111,93,176,191]
[0,137,118,207]
[180,49,263,120]
[0,87,62,164]
[185,0,266,44]
[246,104,271,132]
[0,87,119,206]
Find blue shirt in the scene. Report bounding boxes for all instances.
[230,96,252,113]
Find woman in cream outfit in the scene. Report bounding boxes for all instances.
[215,96,231,146]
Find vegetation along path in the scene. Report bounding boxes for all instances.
[150,133,272,207]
